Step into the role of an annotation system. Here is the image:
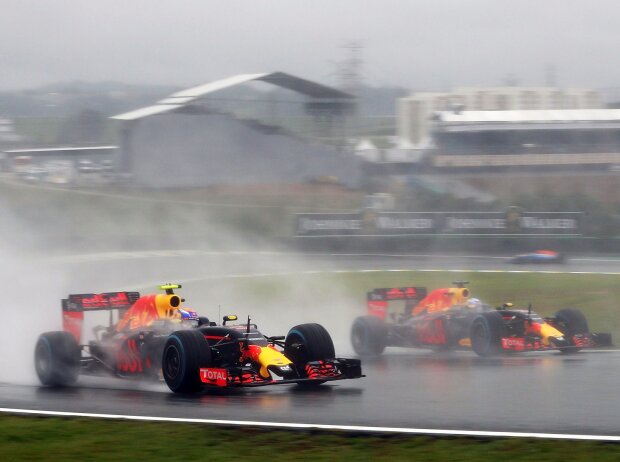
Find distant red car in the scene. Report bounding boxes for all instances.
[350,282,611,357]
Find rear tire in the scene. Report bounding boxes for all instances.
[162,330,211,393]
[34,331,80,386]
[285,323,335,383]
[555,308,588,353]
[470,312,506,357]
[350,316,388,356]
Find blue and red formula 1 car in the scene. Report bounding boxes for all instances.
[508,250,566,264]
[350,282,611,357]
[35,284,362,393]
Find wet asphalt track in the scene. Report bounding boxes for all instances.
[3,349,620,435]
[4,251,620,435]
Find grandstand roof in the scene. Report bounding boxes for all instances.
[111,72,353,121]
[3,146,117,154]
[433,109,620,132]
[436,109,620,123]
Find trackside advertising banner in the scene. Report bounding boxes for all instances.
[295,213,362,236]
[295,210,582,237]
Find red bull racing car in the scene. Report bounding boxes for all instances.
[35,284,362,393]
[350,282,612,357]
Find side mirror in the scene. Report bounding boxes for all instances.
[223,315,238,325]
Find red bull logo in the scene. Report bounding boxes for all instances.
[116,295,160,331]
[411,287,469,316]
[81,293,110,308]
[109,292,129,305]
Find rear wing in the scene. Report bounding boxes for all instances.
[62,292,140,342]
[366,287,427,320]
[62,292,140,312]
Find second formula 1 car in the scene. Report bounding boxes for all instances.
[35,284,362,393]
[508,250,566,264]
[350,282,611,357]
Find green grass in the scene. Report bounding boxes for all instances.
[1,415,619,462]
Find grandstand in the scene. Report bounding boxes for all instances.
[397,86,601,147]
[430,109,620,170]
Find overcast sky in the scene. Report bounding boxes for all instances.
[2,0,619,94]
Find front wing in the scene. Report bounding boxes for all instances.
[199,358,363,388]
[500,332,613,352]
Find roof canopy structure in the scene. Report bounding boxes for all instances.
[433,109,620,132]
[2,146,117,157]
[112,72,353,121]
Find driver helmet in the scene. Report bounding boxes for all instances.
[466,298,482,310]
[178,308,199,321]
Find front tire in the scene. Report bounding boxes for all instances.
[350,316,388,356]
[554,308,588,353]
[35,331,80,386]
[470,312,506,357]
[285,323,335,382]
[162,330,211,393]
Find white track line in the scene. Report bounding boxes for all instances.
[1,408,619,441]
[124,267,620,298]
[52,250,620,267]
[166,269,620,286]
[113,270,509,297]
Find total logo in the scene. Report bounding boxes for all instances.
[200,368,228,386]
[502,338,525,349]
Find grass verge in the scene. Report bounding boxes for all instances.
[1,415,620,462]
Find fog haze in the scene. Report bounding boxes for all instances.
[2,0,619,91]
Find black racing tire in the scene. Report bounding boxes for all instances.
[162,329,212,393]
[34,331,80,387]
[284,323,335,381]
[470,312,506,357]
[350,316,388,356]
[554,308,589,353]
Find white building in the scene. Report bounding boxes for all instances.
[397,87,602,146]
